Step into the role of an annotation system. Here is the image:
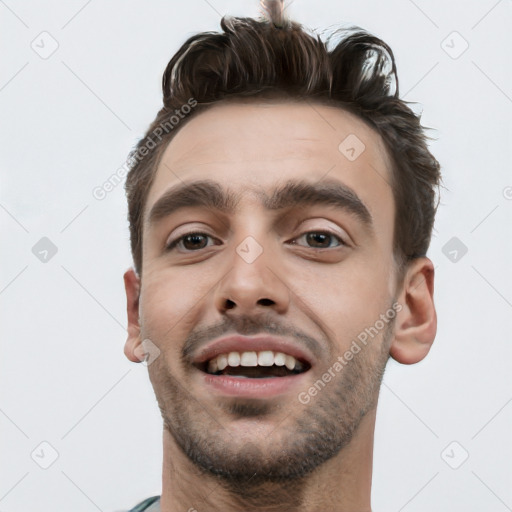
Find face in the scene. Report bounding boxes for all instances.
[136,100,399,483]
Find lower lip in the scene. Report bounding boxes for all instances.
[201,371,309,398]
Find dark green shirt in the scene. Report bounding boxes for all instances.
[126,496,161,511]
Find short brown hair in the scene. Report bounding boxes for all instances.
[125,12,441,278]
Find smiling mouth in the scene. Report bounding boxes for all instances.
[195,350,311,378]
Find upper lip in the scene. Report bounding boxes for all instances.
[192,335,315,368]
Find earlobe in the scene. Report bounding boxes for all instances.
[123,268,144,363]
[389,258,437,365]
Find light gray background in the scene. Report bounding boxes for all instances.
[1,1,511,511]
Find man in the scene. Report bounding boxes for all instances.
[121,1,441,511]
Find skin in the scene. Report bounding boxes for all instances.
[123,100,437,512]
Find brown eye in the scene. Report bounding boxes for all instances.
[293,231,345,249]
[166,232,216,252]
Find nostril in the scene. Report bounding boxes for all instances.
[225,299,236,309]
[258,298,274,306]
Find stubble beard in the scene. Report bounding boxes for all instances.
[148,310,394,501]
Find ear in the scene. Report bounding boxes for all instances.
[123,268,144,363]
[390,257,437,365]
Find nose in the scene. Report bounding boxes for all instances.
[213,236,290,316]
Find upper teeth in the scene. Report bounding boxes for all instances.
[207,351,303,373]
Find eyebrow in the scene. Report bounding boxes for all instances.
[146,178,373,230]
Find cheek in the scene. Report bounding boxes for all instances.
[292,258,394,345]
[139,269,210,343]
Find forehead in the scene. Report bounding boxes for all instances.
[145,100,394,226]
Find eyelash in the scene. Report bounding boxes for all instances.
[165,230,347,252]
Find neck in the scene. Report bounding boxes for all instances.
[160,408,376,512]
